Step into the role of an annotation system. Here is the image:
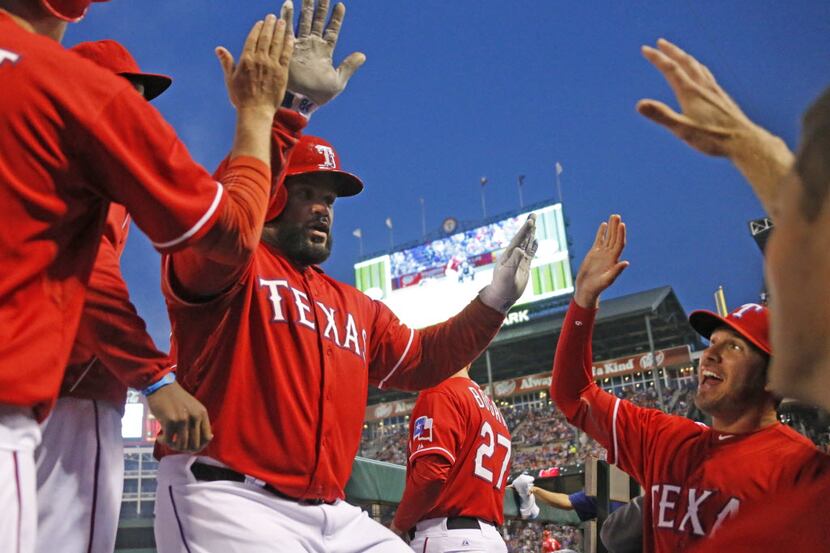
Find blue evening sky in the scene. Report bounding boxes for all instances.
[68,1,829,348]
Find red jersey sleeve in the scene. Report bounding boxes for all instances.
[79,86,224,253]
[408,390,465,466]
[393,389,462,530]
[166,109,306,298]
[72,217,171,390]
[550,300,689,484]
[367,297,504,391]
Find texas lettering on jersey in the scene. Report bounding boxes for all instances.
[649,484,740,537]
[258,277,367,359]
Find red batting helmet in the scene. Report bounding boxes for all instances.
[266,135,363,220]
[70,40,172,101]
[689,303,771,355]
[40,0,109,23]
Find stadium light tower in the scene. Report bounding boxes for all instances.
[748,216,773,253]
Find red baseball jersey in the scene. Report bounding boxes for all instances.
[542,536,561,552]
[551,300,824,552]
[61,203,172,406]
[157,246,504,503]
[688,464,830,551]
[0,14,225,416]
[403,377,512,525]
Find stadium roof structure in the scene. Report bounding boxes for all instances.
[368,285,703,405]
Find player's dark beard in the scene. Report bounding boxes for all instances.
[273,223,333,266]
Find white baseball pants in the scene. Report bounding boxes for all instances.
[155,454,412,553]
[0,405,41,553]
[35,398,124,553]
[409,517,508,553]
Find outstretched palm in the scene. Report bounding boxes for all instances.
[282,0,366,106]
[637,39,754,157]
[574,215,629,309]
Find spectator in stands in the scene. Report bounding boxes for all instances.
[636,38,830,550]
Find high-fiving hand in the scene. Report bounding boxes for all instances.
[637,38,756,158]
[216,10,295,113]
[574,215,629,309]
[282,0,366,107]
[479,214,538,314]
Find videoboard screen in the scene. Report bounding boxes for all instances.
[354,203,573,328]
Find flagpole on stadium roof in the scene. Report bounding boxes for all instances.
[555,162,564,204]
[419,197,426,239]
[480,177,488,218]
[352,228,363,257]
[517,175,525,209]
[385,217,394,248]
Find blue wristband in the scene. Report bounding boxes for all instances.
[142,372,176,396]
[281,90,318,119]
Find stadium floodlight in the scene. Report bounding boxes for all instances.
[748,216,774,253]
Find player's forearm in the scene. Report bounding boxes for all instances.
[173,112,305,295]
[550,300,598,419]
[190,156,270,267]
[397,298,504,391]
[729,124,795,215]
[531,487,573,510]
[229,106,278,165]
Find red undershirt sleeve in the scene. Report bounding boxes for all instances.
[393,454,453,532]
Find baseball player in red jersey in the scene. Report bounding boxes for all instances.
[634,39,830,551]
[33,39,208,553]
[0,1,295,550]
[541,529,561,552]
[549,214,826,552]
[392,365,512,552]
[152,4,535,551]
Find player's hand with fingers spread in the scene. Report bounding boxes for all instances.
[215,9,295,114]
[147,381,213,453]
[574,214,629,310]
[282,0,366,110]
[637,38,757,158]
[479,214,538,314]
[637,38,795,216]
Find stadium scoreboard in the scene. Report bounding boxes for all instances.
[354,203,573,328]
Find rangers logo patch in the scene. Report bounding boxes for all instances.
[413,416,434,442]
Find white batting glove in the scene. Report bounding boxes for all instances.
[512,474,540,520]
[280,0,365,113]
[479,214,538,314]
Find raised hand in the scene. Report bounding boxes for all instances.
[637,38,756,157]
[574,215,629,309]
[283,0,366,107]
[216,12,295,113]
[637,38,794,214]
[479,214,538,314]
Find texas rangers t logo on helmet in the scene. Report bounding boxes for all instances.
[732,303,764,318]
[315,145,337,169]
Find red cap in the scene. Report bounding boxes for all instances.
[689,303,771,355]
[41,0,109,23]
[285,135,363,197]
[266,135,363,221]
[70,40,172,101]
